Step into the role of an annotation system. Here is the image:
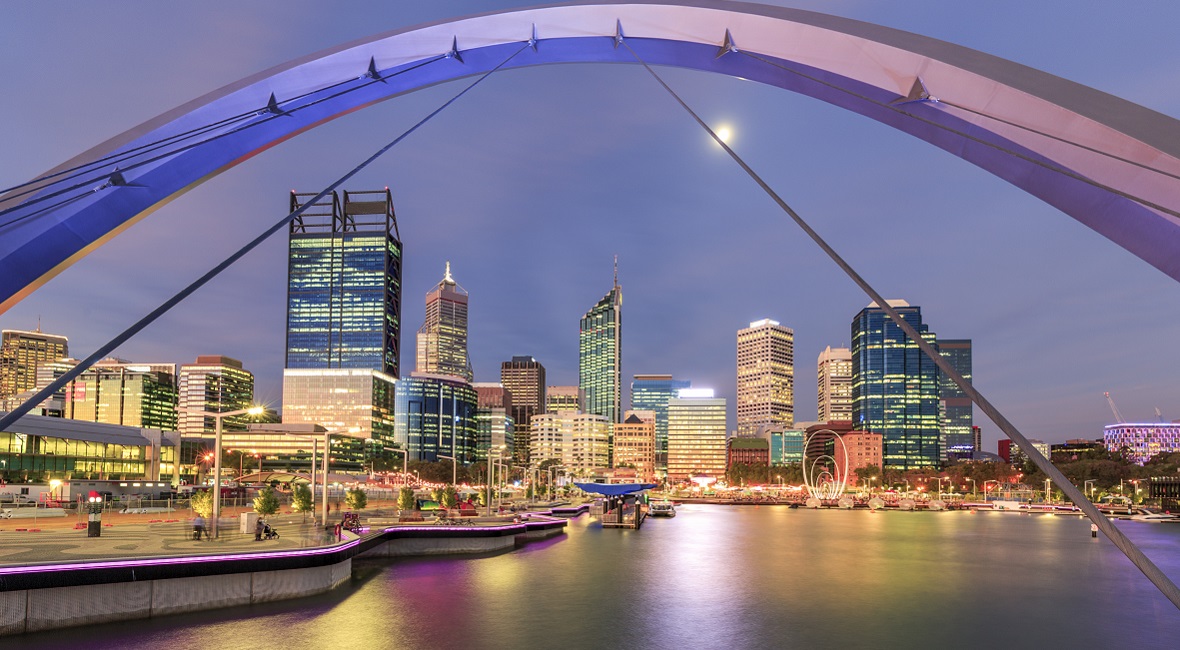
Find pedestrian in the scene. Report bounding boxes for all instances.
[255,517,265,542]
[193,514,206,540]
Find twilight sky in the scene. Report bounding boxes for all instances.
[2,1,1179,449]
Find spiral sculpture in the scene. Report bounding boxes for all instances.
[802,430,850,503]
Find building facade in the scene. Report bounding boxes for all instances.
[474,382,514,461]
[60,359,178,432]
[281,368,396,453]
[758,426,805,466]
[834,430,884,480]
[220,423,367,474]
[285,189,402,377]
[546,386,580,413]
[938,339,974,460]
[177,355,255,435]
[727,437,770,469]
[529,410,610,474]
[415,262,472,381]
[817,346,852,423]
[666,390,727,483]
[0,329,69,400]
[0,412,179,482]
[614,410,656,483]
[579,273,622,427]
[1104,423,1180,464]
[393,373,478,464]
[851,301,941,470]
[500,356,545,465]
[736,319,795,436]
[631,374,691,476]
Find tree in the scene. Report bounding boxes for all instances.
[253,487,280,516]
[431,486,445,503]
[346,487,368,511]
[442,484,458,509]
[190,489,213,518]
[291,484,312,517]
[398,486,416,511]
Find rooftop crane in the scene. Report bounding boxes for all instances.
[1104,392,1126,424]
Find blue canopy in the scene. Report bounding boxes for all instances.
[574,482,657,496]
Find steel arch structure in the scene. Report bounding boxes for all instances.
[5,0,1180,314]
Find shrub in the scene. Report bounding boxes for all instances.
[253,487,280,516]
[346,487,368,511]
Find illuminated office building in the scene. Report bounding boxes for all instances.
[529,410,610,473]
[501,356,545,465]
[177,355,255,435]
[851,300,941,470]
[614,410,656,482]
[666,389,727,483]
[579,265,622,426]
[59,358,177,432]
[736,319,794,436]
[0,329,68,400]
[630,374,691,474]
[817,346,853,423]
[285,189,402,376]
[938,339,975,460]
[416,262,472,381]
[393,373,478,464]
[474,382,514,461]
[281,368,396,455]
[546,386,580,413]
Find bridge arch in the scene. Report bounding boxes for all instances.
[4,0,1180,313]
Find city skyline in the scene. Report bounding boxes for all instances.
[3,2,1180,450]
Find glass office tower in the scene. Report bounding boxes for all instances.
[579,271,622,426]
[631,374,691,474]
[415,262,472,381]
[393,374,479,463]
[938,339,974,460]
[851,301,940,470]
[286,189,402,376]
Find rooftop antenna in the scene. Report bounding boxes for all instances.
[613,254,618,287]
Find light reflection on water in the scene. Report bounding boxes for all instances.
[6,505,1180,650]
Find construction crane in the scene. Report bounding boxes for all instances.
[1104,392,1126,424]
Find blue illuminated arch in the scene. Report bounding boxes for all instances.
[5,0,1180,313]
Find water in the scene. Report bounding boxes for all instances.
[9,505,1180,649]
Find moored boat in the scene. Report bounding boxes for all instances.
[649,500,676,517]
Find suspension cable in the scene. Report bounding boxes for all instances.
[736,49,1180,222]
[0,55,445,227]
[0,42,528,434]
[621,37,1180,612]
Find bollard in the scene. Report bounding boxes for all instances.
[1091,523,1098,538]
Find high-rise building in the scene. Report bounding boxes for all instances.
[474,382,514,461]
[177,356,255,435]
[528,410,609,473]
[281,368,397,454]
[285,189,402,376]
[393,373,478,464]
[736,319,795,435]
[630,374,691,475]
[758,425,805,466]
[614,410,656,483]
[666,389,727,482]
[0,329,68,400]
[579,264,622,426]
[501,356,545,466]
[851,300,940,470]
[60,358,178,431]
[546,386,580,413]
[416,262,472,381]
[938,339,974,460]
[817,346,853,423]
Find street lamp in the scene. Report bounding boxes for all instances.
[968,478,977,501]
[177,405,263,539]
[1084,479,1096,502]
[983,480,998,501]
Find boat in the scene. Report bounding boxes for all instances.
[1130,511,1180,522]
[649,500,676,517]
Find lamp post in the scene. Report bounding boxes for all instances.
[968,478,977,501]
[177,405,263,539]
[983,480,998,501]
[388,448,408,485]
[1045,478,1052,504]
[1084,479,1096,502]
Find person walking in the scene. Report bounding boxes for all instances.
[193,514,206,540]
[254,517,265,542]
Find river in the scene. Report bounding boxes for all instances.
[7,504,1180,649]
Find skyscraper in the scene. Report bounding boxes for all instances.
[0,329,68,400]
[667,388,727,483]
[500,356,545,465]
[817,346,853,423]
[177,356,255,435]
[61,358,178,431]
[630,374,691,475]
[851,300,941,470]
[394,373,478,463]
[285,189,402,376]
[939,339,974,460]
[579,263,622,429]
[736,319,795,436]
[416,262,472,381]
[283,189,401,454]
[474,382,514,461]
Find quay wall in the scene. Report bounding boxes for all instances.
[0,513,572,637]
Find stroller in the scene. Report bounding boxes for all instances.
[261,520,279,540]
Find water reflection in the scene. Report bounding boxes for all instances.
[5,507,1180,650]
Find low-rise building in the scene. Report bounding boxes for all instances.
[727,437,770,468]
[614,410,656,483]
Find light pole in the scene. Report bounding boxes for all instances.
[388,448,408,485]
[983,480,998,501]
[1084,479,1096,502]
[1045,478,1052,504]
[968,478,977,501]
[177,405,263,539]
[438,454,458,487]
